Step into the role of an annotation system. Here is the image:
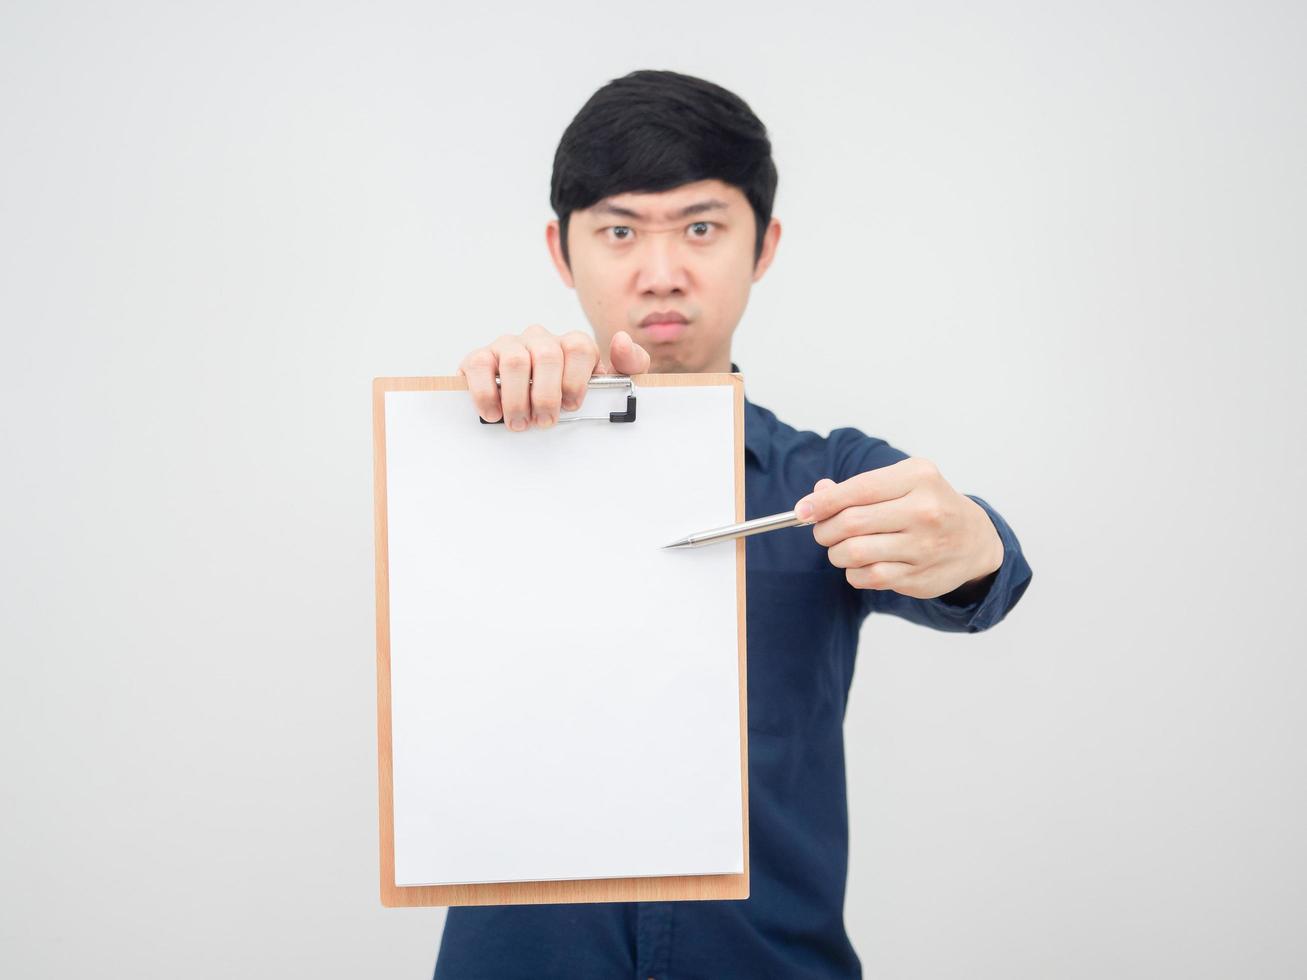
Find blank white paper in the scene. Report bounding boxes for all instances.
[384,382,744,887]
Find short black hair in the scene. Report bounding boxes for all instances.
[550,69,778,269]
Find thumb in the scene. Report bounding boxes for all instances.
[606,330,652,376]
[795,478,839,521]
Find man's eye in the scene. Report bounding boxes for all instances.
[609,226,633,241]
[689,221,714,238]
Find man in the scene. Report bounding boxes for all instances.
[437,69,1033,980]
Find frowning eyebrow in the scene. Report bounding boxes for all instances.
[590,198,729,221]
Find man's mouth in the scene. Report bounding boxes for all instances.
[639,311,689,342]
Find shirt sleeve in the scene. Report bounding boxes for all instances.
[827,426,1034,634]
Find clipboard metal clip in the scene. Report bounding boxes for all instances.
[479,375,637,424]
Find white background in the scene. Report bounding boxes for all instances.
[2,1,1303,977]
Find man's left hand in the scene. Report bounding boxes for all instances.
[794,457,1004,600]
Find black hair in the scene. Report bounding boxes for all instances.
[550,69,778,269]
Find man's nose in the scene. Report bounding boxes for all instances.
[635,233,689,295]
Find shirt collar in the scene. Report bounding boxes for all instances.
[731,361,771,471]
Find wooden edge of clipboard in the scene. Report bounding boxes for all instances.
[372,372,750,908]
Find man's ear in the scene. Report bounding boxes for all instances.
[751,217,782,283]
[545,219,575,289]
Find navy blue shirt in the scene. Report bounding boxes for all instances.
[434,379,1034,980]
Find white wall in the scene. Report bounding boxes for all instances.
[2,1,1303,977]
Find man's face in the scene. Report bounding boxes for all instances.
[547,178,781,373]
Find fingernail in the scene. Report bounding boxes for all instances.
[796,502,813,520]
[509,416,526,431]
[534,412,554,429]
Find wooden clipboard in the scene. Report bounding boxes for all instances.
[372,372,750,907]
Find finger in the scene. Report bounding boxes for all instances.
[825,532,916,570]
[459,347,502,423]
[794,458,924,522]
[608,330,651,376]
[559,331,598,412]
[805,478,837,505]
[811,496,913,547]
[524,334,564,428]
[797,478,836,524]
[845,561,914,591]
[490,336,532,431]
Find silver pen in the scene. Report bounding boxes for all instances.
[661,509,815,549]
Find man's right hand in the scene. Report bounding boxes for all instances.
[458,325,651,431]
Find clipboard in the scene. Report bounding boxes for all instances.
[372,372,750,908]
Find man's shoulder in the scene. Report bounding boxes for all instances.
[746,398,908,480]
[746,397,846,448]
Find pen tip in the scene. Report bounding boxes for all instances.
[661,537,692,549]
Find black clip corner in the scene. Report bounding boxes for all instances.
[609,394,637,423]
